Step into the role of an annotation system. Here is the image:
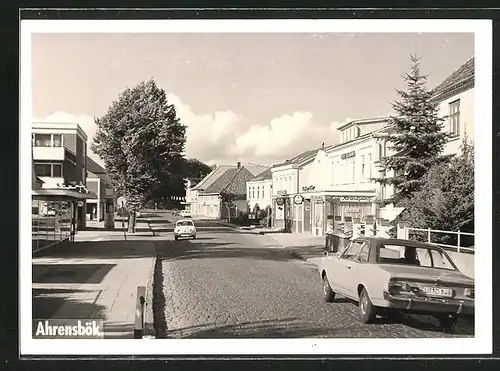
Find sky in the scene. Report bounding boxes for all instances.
[31,32,474,167]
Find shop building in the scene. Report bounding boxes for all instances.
[271,148,323,232]
[32,122,89,230]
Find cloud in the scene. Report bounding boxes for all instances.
[33,95,354,169]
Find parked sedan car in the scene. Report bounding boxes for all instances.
[179,210,192,218]
[174,219,197,240]
[319,236,474,331]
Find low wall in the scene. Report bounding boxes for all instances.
[448,251,474,279]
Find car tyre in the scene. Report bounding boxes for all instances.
[174,236,178,241]
[322,275,335,302]
[192,235,196,240]
[436,314,458,333]
[359,288,377,323]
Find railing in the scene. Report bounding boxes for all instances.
[402,226,474,254]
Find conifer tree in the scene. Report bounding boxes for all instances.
[375,54,452,206]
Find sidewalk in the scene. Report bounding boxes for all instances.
[32,230,156,339]
[267,233,326,263]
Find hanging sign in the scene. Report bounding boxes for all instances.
[276,197,285,206]
[293,194,304,205]
[77,200,84,207]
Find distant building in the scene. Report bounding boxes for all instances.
[85,156,113,221]
[192,162,268,219]
[246,167,273,212]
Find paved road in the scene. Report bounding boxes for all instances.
[149,213,473,339]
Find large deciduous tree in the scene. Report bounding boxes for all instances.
[92,79,186,232]
[374,54,452,207]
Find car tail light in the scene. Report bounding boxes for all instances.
[464,287,474,298]
[388,279,418,295]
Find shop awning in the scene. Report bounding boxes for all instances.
[32,188,97,201]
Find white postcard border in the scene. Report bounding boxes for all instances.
[20,18,492,356]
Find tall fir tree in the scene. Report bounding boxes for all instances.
[375,54,452,206]
[92,79,186,232]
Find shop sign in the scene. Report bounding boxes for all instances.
[345,208,360,213]
[276,197,285,206]
[77,200,84,207]
[333,195,374,202]
[340,150,356,160]
[302,185,315,192]
[293,194,304,205]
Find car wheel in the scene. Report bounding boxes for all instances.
[359,288,377,323]
[174,236,178,241]
[436,314,458,333]
[192,235,196,240]
[322,275,335,302]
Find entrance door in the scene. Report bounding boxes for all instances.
[303,199,311,233]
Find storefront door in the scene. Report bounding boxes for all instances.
[303,199,311,232]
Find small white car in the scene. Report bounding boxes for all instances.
[174,219,196,240]
[179,210,192,218]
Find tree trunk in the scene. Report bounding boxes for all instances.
[128,211,136,233]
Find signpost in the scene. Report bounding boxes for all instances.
[117,196,127,240]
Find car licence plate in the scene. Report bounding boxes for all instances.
[420,286,453,297]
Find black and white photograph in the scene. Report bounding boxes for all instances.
[20,18,492,356]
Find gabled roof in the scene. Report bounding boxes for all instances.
[273,148,322,168]
[192,165,236,191]
[336,116,390,131]
[223,167,255,195]
[244,164,269,177]
[250,167,273,181]
[432,56,474,100]
[202,168,239,194]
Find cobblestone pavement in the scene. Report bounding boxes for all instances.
[155,219,474,339]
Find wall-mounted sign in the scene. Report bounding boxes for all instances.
[276,197,285,206]
[293,194,304,205]
[331,195,374,203]
[302,185,315,192]
[341,151,356,160]
[345,208,360,213]
[277,190,288,196]
[77,200,84,207]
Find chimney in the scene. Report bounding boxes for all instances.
[237,161,241,168]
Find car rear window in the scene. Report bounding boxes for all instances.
[177,221,193,226]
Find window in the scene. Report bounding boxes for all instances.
[53,134,62,147]
[248,188,251,199]
[34,134,52,147]
[361,155,365,179]
[252,187,255,199]
[378,142,384,159]
[262,186,265,199]
[342,241,365,260]
[34,163,62,177]
[368,154,372,178]
[53,164,63,177]
[377,244,456,271]
[34,163,52,177]
[449,99,460,137]
[257,187,260,199]
[348,158,355,181]
[357,243,370,263]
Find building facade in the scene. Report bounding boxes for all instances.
[32,122,90,231]
[271,149,319,232]
[85,156,113,222]
[432,56,474,156]
[246,168,272,213]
